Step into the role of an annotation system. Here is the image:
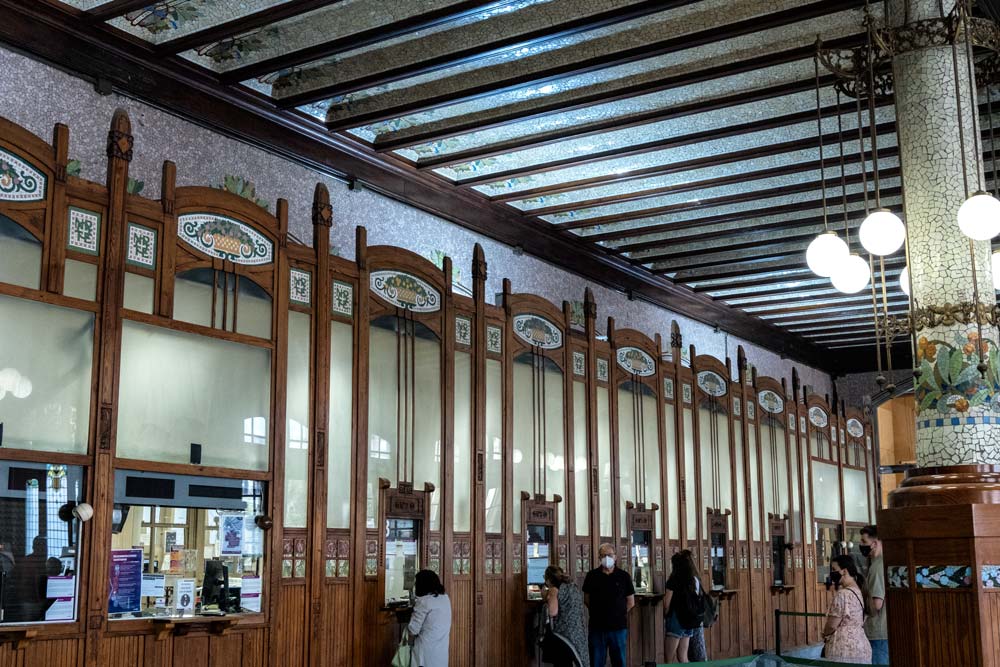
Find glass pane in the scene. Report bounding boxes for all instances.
[544,362,565,536]
[597,386,612,538]
[485,359,503,534]
[235,277,272,339]
[683,407,696,541]
[573,380,589,537]
[748,427,760,540]
[760,416,789,521]
[802,425,813,544]
[812,461,842,520]
[0,295,93,454]
[697,402,731,538]
[453,351,472,532]
[117,320,271,470]
[385,518,420,605]
[843,468,870,524]
[789,422,801,543]
[664,406,679,540]
[0,463,85,624]
[366,317,441,530]
[616,383,637,540]
[108,475,266,618]
[0,215,41,289]
[643,391,661,539]
[173,269,215,329]
[327,320,353,529]
[284,311,310,529]
[63,259,97,301]
[123,272,154,313]
[734,420,746,540]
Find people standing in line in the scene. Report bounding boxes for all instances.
[662,549,705,664]
[860,525,888,665]
[822,555,873,664]
[542,565,590,667]
[582,543,635,667]
[408,569,452,667]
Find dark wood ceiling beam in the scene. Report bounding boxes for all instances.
[298,0,868,119]
[691,270,820,293]
[450,100,891,188]
[287,0,678,101]
[408,74,839,169]
[558,165,902,232]
[647,244,805,273]
[0,0,838,373]
[218,0,496,83]
[86,0,150,21]
[762,305,908,328]
[373,34,866,153]
[753,297,910,319]
[155,0,344,55]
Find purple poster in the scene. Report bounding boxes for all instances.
[221,515,244,556]
[108,549,143,614]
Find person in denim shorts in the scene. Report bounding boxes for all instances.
[662,550,703,663]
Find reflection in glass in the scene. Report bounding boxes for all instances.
[631,529,651,593]
[710,525,727,591]
[526,524,552,600]
[815,520,843,584]
[385,518,420,605]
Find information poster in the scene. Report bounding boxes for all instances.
[108,549,143,614]
[175,578,196,613]
[45,575,76,621]
[221,515,244,556]
[141,573,165,598]
[240,575,261,613]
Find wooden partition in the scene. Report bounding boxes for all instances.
[0,111,879,666]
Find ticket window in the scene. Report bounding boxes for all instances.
[385,518,421,606]
[769,516,788,588]
[815,520,843,585]
[631,529,652,593]
[709,511,730,592]
[526,524,553,601]
[107,471,267,619]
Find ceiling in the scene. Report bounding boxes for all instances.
[10,0,993,374]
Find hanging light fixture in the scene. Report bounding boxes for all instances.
[899,265,910,296]
[807,231,849,276]
[958,191,1000,240]
[859,208,906,255]
[832,253,872,294]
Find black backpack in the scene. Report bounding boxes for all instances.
[675,584,707,630]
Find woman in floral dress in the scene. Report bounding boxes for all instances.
[822,555,872,664]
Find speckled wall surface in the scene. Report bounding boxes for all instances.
[0,46,832,395]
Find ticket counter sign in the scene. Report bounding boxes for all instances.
[108,549,143,614]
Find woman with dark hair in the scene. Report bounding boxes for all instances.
[662,550,705,664]
[408,570,452,667]
[541,565,590,667]
[822,555,872,664]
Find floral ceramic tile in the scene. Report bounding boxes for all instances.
[982,565,1000,589]
[915,565,971,589]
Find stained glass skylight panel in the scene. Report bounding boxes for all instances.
[107,0,296,45]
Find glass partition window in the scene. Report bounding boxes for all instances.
[366,316,442,530]
[327,320,353,529]
[683,407,696,541]
[811,461,842,521]
[748,427,760,540]
[815,520,843,584]
[760,415,789,523]
[734,420,747,540]
[108,473,266,618]
[284,311,310,529]
[525,524,553,600]
[454,351,472,532]
[0,295,94,454]
[710,527,727,590]
[0,215,41,289]
[512,353,565,534]
[698,398,731,539]
[385,518,420,605]
[597,387,612,538]
[573,381,589,537]
[631,529,652,593]
[617,381,661,538]
[0,463,85,624]
[485,359,503,534]
[665,407,679,541]
[173,269,272,338]
[117,320,271,470]
[842,469,870,524]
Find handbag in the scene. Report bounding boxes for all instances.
[701,590,719,628]
[391,629,411,667]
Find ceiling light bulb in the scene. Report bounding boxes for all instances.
[899,265,910,297]
[859,208,905,256]
[831,254,871,294]
[806,231,849,277]
[993,251,1000,291]
[958,191,1000,240]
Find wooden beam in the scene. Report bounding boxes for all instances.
[0,0,839,372]
[86,0,150,21]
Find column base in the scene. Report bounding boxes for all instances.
[880,466,1000,667]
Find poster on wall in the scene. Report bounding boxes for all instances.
[108,549,143,614]
[240,575,261,612]
[221,515,244,556]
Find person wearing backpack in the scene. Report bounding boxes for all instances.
[662,550,712,664]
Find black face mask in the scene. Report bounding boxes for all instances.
[829,571,843,586]
[859,545,872,558]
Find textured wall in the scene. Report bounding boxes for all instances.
[0,46,832,395]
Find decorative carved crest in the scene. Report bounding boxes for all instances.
[758,389,784,414]
[847,418,865,438]
[0,148,45,202]
[370,270,441,312]
[617,346,655,376]
[697,370,727,397]
[513,313,562,349]
[808,406,829,428]
[178,213,274,265]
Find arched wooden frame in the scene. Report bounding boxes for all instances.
[753,376,794,590]
[844,407,875,524]
[353,233,451,611]
[565,288,596,583]
[610,326,664,588]
[661,335,680,553]
[804,392,841,622]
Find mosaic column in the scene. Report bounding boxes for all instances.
[890,0,1000,465]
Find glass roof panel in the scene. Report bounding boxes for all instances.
[180,0,548,73]
[107,0,294,45]
[58,0,116,9]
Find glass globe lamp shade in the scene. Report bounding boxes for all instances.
[993,251,1000,291]
[958,191,1000,241]
[899,265,910,297]
[831,254,871,294]
[806,232,849,277]
[859,208,905,256]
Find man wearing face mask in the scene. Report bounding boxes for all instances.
[582,543,635,667]
[859,525,887,665]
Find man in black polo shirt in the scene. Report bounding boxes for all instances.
[582,542,635,667]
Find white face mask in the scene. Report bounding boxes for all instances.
[602,556,615,569]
